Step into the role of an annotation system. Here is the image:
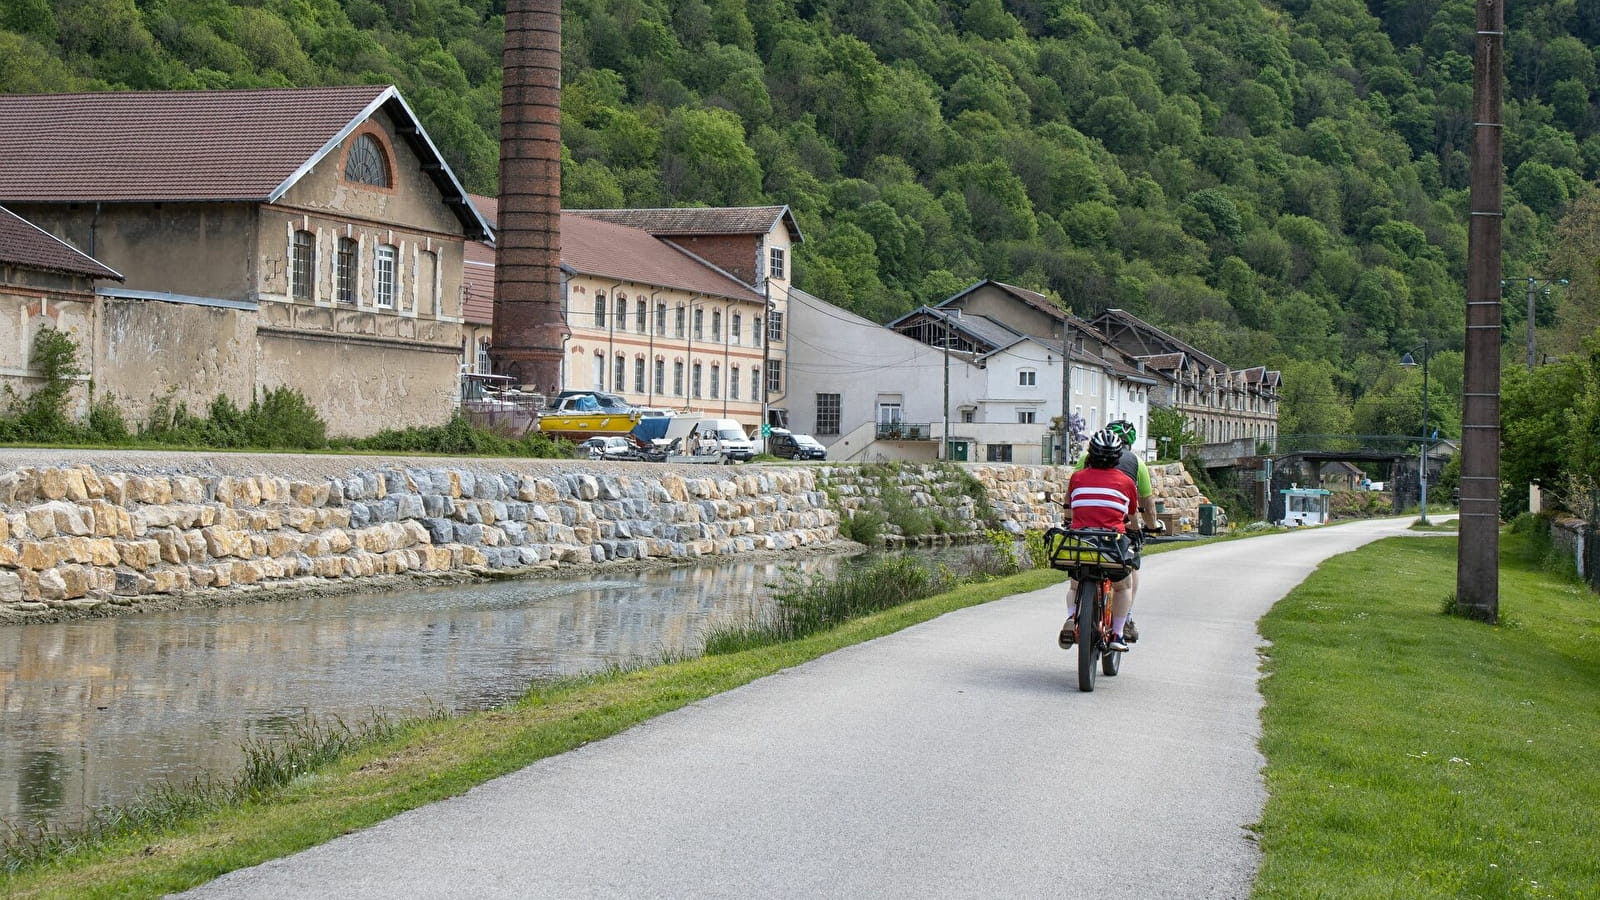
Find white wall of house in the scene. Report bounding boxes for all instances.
[786,290,985,460]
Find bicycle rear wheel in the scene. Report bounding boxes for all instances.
[1075,578,1099,692]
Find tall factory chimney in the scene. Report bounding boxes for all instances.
[492,0,567,396]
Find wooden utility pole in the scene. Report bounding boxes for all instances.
[1458,0,1504,621]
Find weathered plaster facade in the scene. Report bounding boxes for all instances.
[0,88,485,437]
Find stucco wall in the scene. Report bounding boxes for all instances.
[94,298,257,424]
[256,329,459,434]
[10,203,259,301]
[0,291,95,413]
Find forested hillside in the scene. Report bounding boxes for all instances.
[4,0,1600,441]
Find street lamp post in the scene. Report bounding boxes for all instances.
[1400,341,1431,525]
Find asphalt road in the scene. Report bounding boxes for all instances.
[181,518,1420,900]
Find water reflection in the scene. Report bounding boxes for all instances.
[2,549,973,832]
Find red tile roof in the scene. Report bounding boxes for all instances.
[568,206,802,242]
[0,86,490,239]
[0,86,390,202]
[0,206,122,280]
[562,214,764,302]
[461,196,766,326]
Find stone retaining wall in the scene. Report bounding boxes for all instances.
[816,461,1201,538]
[0,463,837,619]
[0,458,1201,620]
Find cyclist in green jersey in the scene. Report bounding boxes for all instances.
[1066,419,1160,644]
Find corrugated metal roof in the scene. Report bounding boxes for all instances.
[568,206,802,242]
[0,87,490,240]
[0,206,122,280]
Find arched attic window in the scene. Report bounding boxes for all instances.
[344,133,392,187]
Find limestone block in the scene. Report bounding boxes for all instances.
[114,539,161,570]
[356,527,390,554]
[0,473,17,506]
[284,507,318,532]
[24,504,60,539]
[324,508,351,529]
[183,530,207,561]
[132,476,174,505]
[266,533,297,558]
[231,561,264,584]
[210,563,233,587]
[170,475,204,503]
[325,530,353,554]
[298,534,328,557]
[312,557,345,578]
[18,541,62,569]
[187,566,215,588]
[228,477,262,507]
[0,570,22,603]
[399,520,429,547]
[36,568,69,601]
[201,527,250,559]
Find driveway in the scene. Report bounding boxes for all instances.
[182,518,1420,899]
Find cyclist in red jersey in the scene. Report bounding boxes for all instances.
[1059,429,1138,651]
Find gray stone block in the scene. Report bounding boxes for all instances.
[383,471,405,494]
[457,470,476,497]
[453,523,485,545]
[422,518,455,545]
[422,494,451,517]
[348,502,371,528]
[372,499,399,523]
[392,494,425,519]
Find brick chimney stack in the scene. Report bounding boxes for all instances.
[491,0,567,396]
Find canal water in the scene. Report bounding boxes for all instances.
[0,547,998,833]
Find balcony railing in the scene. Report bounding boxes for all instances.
[875,422,932,440]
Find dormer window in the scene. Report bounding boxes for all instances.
[344,133,391,187]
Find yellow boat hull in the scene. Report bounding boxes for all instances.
[538,412,641,436]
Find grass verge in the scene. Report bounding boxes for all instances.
[1253,531,1600,898]
[0,566,1066,899]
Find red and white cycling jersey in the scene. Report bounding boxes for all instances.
[1067,466,1137,532]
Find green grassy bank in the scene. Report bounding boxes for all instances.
[0,568,1066,899]
[1254,531,1600,897]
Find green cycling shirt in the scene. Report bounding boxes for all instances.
[1072,449,1153,499]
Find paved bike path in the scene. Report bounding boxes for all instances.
[182,518,1419,899]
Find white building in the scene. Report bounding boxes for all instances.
[895,281,1161,460]
[784,282,1158,464]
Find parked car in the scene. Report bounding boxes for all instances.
[768,428,827,460]
[580,435,641,460]
[691,419,757,462]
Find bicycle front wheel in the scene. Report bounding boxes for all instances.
[1075,578,1099,692]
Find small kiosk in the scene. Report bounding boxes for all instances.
[1278,486,1332,527]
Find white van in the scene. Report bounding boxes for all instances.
[692,419,756,461]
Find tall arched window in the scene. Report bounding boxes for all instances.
[616,295,628,331]
[335,237,357,305]
[594,292,607,327]
[614,354,626,393]
[290,230,315,302]
[594,351,605,389]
